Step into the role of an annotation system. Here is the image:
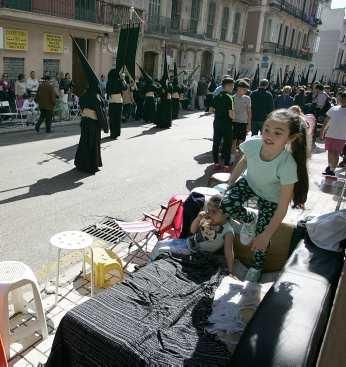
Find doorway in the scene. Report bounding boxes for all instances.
[143,51,158,78]
[201,50,213,77]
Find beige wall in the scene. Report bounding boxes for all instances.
[0,19,114,79]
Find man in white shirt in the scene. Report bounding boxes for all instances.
[322,91,346,175]
[26,71,39,96]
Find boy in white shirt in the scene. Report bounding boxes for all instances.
[322,91,346,175]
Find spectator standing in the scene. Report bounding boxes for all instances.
[233,79,252,150]
[321,91,346,176]
[15,74,27,109]
[275,86,294,109]
[197,77,208,110]
[34,76,56,133]
[26,71,39,96]
[59,73,73,94]
[293,87,306,109]
[122,76,135,122]
[250,79,274,135]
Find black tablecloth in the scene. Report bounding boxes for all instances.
[45,255,231,367]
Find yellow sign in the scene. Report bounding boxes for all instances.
[5,29,28,51]
[44,33,63,53]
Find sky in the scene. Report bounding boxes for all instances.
[331,0,346,9]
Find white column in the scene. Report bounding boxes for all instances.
[256,7,266,53]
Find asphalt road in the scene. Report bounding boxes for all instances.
[0,112,214,277]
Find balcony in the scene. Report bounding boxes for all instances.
[0,0,134,26]
[269,0,321,27]
[335,63,346,72]
[262,41,313,61]
[145,15,218,42]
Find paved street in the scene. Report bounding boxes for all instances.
[0,112,214,277]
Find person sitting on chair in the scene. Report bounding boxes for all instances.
[22,94,39,125]
[150,195,235,275]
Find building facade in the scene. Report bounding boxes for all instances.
[312,5,346,85]
[142,0,250,80]
[0,0,144,81]
[242,0,323,79]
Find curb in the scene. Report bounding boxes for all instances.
[0,119,80,135]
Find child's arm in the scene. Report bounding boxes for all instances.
[251,184,294,252]
[190,211,206,234]
[321,116,330,139]
[224,233,234,275]
[228,156,247,185]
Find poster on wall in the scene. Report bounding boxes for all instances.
[5,29,28,50]
[44,33,64,53]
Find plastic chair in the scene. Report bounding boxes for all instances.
[143,200,183,239]
[0,261,48,359]
[84,247,124,288]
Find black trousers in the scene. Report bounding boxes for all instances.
[108,103,122,138]
[36,109,53,132]
[212,122,233,166]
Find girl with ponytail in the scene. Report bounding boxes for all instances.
[221,109,309,282]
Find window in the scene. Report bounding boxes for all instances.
[75,0,96,22]
[3,57,24,80]
[220,7,229,41]
[171,0,181,30]
[43,59,61,78]
[148,0,161,24]
[232,12,241,44]
[206,1,216,39]
[190,0,201,33]
[265,18,272,42]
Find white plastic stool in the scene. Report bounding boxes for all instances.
[0,261,48,359]
[50,231,94,305]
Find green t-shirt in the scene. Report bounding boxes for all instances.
[240,137,298,203]
[212,91,234,124]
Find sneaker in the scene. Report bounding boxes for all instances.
[240,210,257,246]
[245,267,262,283]
[322,166,335,176]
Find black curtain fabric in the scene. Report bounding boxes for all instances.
[115,27,128,76]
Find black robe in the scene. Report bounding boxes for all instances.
[74,91,108,174]
[143,83,157,123]
[171,84,180,120]
[156,85,172,129]
[106,78,127,138]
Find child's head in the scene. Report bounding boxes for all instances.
[263,109,309,208]
[289,105,303,115]
[206,195,228,225]
[236,80,249,96]
[222,77,234,93]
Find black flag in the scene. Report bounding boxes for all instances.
[266,63,273,83]
[251,64,259,90]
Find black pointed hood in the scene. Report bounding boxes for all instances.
[136,63,153,84]
[173,62,178,86]
[71,35,100,92]
[208,65,217,92]
[161,45,169,87]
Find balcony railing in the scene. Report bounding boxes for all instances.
[262,41,313,61]
[145,15,218,41]
[270,0,321,27]
[0,0,137,26]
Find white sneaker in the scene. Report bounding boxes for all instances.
[240,210,257,246]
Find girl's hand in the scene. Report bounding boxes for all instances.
[251,232,270,252]
[198,211,207,219]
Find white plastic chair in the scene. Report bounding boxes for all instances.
[0,261,48,359]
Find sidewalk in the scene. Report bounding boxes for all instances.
[6,143,346,367]
[0,119,80,135]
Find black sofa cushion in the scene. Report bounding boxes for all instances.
[231,239,344,367]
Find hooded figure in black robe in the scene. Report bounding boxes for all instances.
[155,46,172,129]
[106,69,127,139]
[205,66,217,111]
[71,36,108,174]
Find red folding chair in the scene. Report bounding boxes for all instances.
[143,200,182,239]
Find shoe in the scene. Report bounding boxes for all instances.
[245,267,262,283]
[240,210,257,246]
[322,166,335,176]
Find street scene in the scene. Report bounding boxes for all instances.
[0,0,346,366]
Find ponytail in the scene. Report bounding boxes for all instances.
[290,119,309,208]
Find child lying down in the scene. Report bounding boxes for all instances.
[150,195,235,275]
